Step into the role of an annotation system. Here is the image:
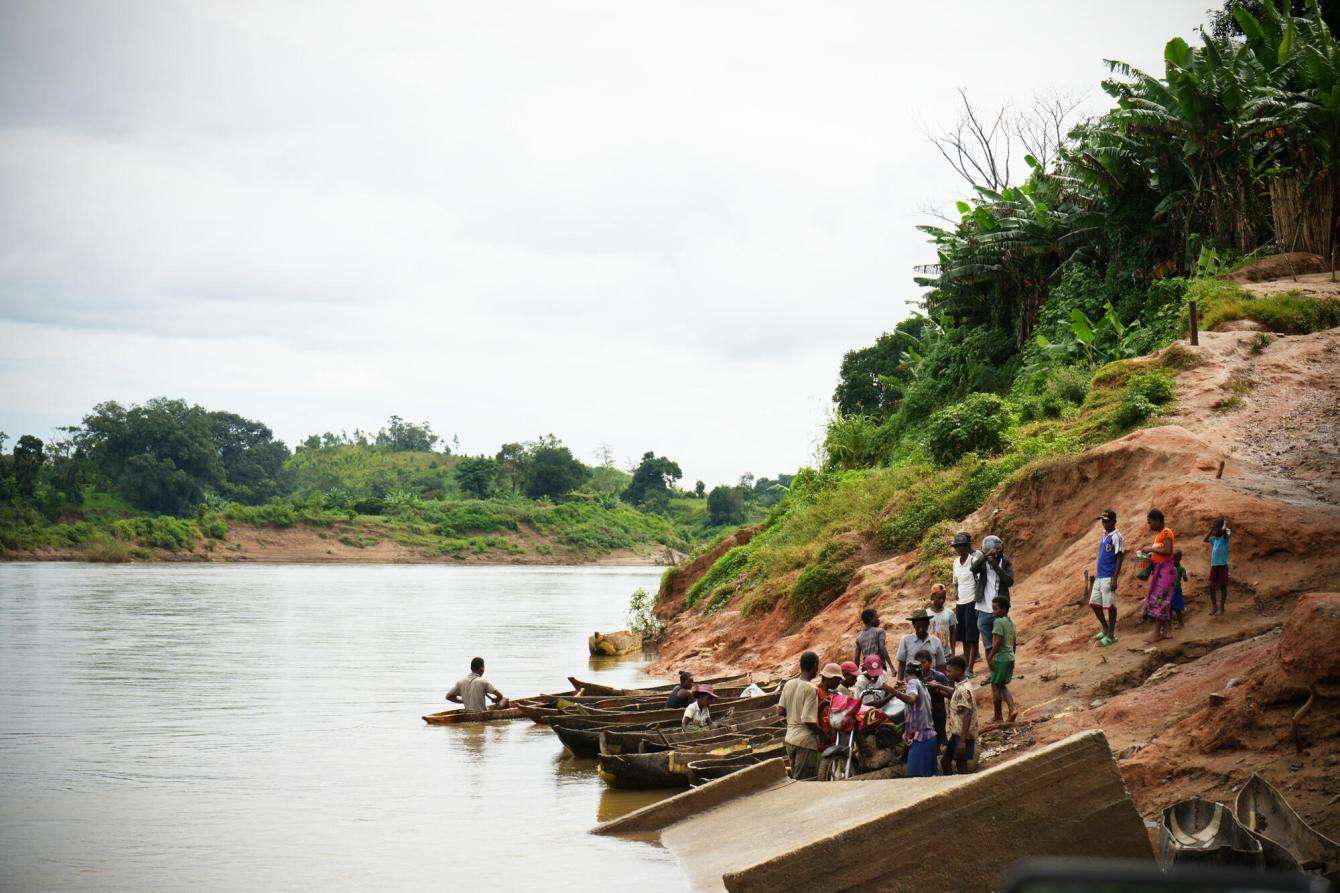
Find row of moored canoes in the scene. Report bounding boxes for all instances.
[423,673,790,788]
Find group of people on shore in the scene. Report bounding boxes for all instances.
[1088,508,1232,645]
[759,529,1022,781]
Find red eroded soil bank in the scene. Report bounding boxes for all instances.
[651,323,1340,835]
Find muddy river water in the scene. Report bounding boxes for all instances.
[0,562,685,890]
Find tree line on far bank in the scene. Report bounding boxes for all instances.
[0,397,790,532]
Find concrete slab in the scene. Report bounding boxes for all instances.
[605,730,1152,892]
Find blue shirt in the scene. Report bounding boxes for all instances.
[1096,529,1124,578]
[1209,532,1230,566]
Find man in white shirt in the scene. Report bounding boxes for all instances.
[951,532,983,677]
[445,657,509,712]
[681,685,717,730]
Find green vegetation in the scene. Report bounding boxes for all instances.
[0,401,781,561]
[664,1,1337,625]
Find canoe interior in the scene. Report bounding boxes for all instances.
[1159,798,1263,870]
[1234,773,1340,881]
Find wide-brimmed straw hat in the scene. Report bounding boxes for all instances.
[819,662,844,681]
[906,608,932,622]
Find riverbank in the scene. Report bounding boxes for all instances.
[2,518,687,566]
[650,317,1340,839]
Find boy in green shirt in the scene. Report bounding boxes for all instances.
[985,596,1018,723]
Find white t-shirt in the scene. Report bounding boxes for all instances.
[683,701,711,727]
[953,553,978,605]
[854,672,904,718]
[981,564,999,608]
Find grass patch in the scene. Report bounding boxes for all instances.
[1195,286,1340,335]
[81,536,134,563]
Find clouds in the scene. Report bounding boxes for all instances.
[0,0,1209,483]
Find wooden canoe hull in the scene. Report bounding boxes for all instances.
[551,706,782,758]
[598,736,785,789]
[422,707,523,724]
[599,715,783,755]
[1159,797,1263,870]
[587,630,643,656]
[551,691,780,725]
[567,673,751,697]
[1234,772,1340,881]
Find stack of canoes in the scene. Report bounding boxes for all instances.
[549,693,782,759]
[1158,775,1339,884]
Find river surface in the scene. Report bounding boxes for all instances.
[0,562,685,891]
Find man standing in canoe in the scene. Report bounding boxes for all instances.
[445,657,510,712]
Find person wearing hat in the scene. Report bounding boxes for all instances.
[950,532,984,676]
[838,661,860,696]
[779,651,823,779]
[1089,509,1125,646]
[681,684,717,731]
[817,662,846,697]
[972,534,1014,652]
[446,657,510,712]
[665,670,696,709]
[854,654,897,714]
[896,608,947,682]
[927,583,956,660]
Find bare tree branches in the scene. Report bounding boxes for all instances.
[918,88,1014,192]
[1014,91,1085,172]
[919,89,1084,193]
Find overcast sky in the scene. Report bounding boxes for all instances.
[1,1,1210,485]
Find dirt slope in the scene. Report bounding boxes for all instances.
[652,311,1340,834]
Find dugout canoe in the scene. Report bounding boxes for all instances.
[528,690,780,726]
[422,706,523,724]
[687,752,778,786]
[600,714,784,755]
[588,630,643,657]
[596,735,783,790]
[1158,797,1263,870]
[567,673,751,697]
[538,683,767,712]
[1234,773,1340,881]
[552,705,783,758]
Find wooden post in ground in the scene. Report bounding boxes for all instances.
[1216,460,1225,479]
[1189,299,1199,346]
[1083,570,1091,605]
[1332,246,1337,282]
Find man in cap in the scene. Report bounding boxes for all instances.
[838,661,860,696]
[972,535,1014,654]
[1090,509,1124,646]
[779,651,823,779]
[950,532,983,676]
[445,657,509,712]
[896,608,947,681]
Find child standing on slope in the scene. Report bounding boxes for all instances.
[985,596,1018,723]
[1090,509,1124,646]
[1205,517,1232,616]
[1171,550,1189,627]
[927,583,956,660]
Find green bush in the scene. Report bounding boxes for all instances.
[787,540,857,618]
[686,546,752,609]
[1113,371,1175,430]
[199,514,228,539]
[924,393,1010,467]
[1050,367,1090,404]
[113,516,195,551]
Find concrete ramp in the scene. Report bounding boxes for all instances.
[597,730,1152,892]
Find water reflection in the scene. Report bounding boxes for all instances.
[0,563,684,892]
